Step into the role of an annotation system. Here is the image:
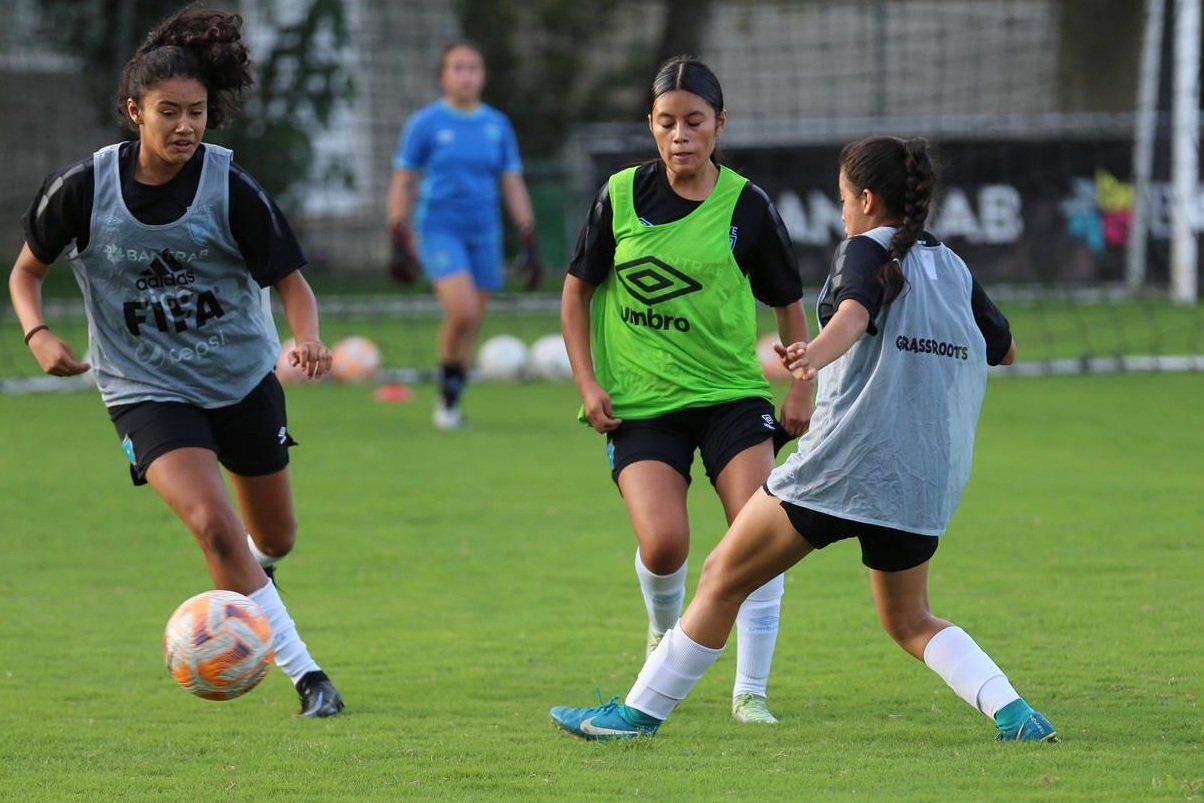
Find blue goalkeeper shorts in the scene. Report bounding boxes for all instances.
[417,225,504,292]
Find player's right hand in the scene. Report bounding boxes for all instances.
[289,339,333,380]
[580,381,622,433]
[29,330,90,377]
[388,222,421,284]
[774,341,816,382]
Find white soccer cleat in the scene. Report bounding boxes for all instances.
[732,692,779,724]
[433,399,465,430]
[646,625,665,658]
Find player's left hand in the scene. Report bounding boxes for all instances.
[516,224,544,291]
[289,339,332,380]
[779,376,813,437]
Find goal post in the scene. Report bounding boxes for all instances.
[1126,0,1165,290]
[1171,0,1201,303]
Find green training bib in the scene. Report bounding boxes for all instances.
[588,165,771,421]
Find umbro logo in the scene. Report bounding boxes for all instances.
[614,257,702,306]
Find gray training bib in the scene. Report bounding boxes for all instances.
[767,226,989,536]
[67,143,279,408]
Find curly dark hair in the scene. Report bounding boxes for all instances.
[114,5,252,130]
[840,135,937,307]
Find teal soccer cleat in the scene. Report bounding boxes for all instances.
[996,710,1058,743]
[550,696,662,741]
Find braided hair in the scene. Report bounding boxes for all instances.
[839,135,937,306]
[114,5,252,130]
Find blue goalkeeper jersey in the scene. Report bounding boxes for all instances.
[393,100,523,233]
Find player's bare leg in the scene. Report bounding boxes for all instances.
[231,467,297,576]
[617,461,690,654]
[470,290,492,362]
[146,448,266,594]
[680,490,810,650]
[869,562,948,660]
[149,450,342,717]
[871,564,1056,741]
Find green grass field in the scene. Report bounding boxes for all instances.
[0,374,1201,800]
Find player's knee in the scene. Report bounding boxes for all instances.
[640,539,688,575]
[187,508,245,560]
[254,517,297,557]
[446,300,481,334]
[698,549,751,605]
[879,609,937,649]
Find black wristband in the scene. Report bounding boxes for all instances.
[23,324,49,345]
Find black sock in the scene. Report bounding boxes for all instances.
[440,362,467,407]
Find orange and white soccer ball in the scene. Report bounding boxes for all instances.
[164,590,274,701]
[331,336,382,384]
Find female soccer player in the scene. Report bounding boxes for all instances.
[561,57,814,725]
[551,135,1057,742]
[8,8,343,718]
[387,41,543,430]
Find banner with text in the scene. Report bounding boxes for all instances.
[590,138,1182,286]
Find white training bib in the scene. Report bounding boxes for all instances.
[768,227,989,536]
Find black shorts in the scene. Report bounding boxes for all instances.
[767,486,939,572]
[606,397,790,486]
[108,372,297,486]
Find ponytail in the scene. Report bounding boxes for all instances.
[114,5,252,130]
[840,135,937,307]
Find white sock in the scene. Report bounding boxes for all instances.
[923,626,1020,719]
[249,580,320,684]
[634,549,687,636]
[246,533,282,569]
[733,573,785,698]
[625,624,724,721]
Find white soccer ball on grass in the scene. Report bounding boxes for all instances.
[529,334,573,381]
[477,335,529,381]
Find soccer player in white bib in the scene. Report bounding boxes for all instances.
[9,8,344,717]
[551,135,1057,743]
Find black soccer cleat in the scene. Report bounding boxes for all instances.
[295,670,345,718]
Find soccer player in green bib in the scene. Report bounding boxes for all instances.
[561,56,813,725]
